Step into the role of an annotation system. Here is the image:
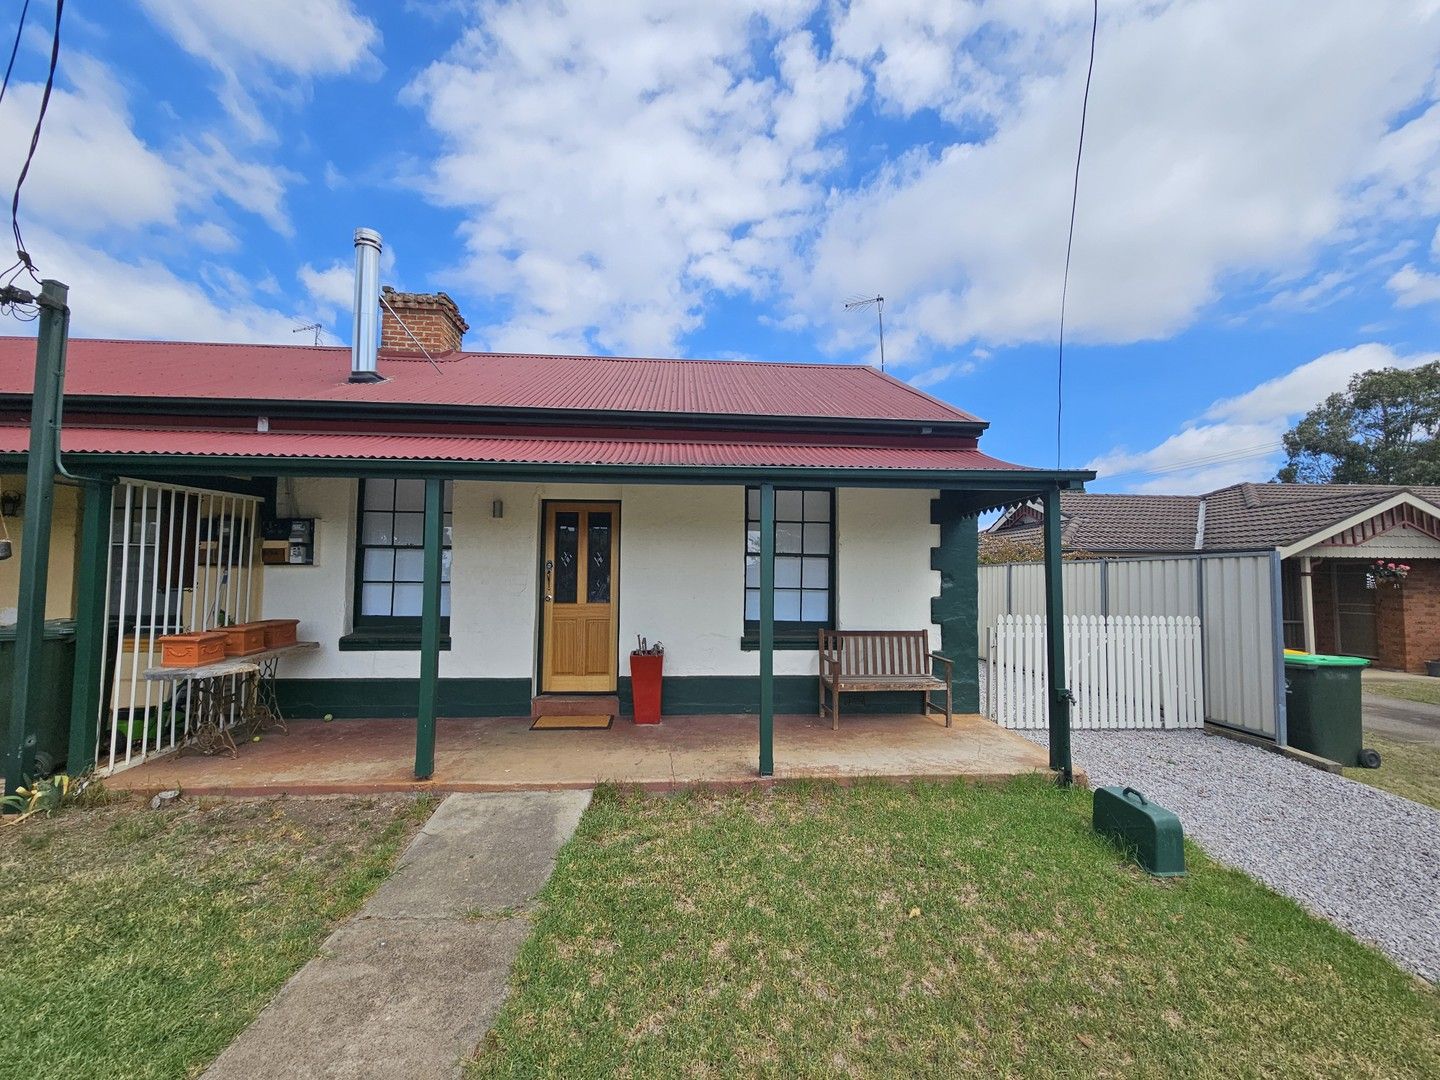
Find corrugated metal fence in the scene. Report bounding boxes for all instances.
[978,552,1286,742]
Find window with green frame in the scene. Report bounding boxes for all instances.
[744,487,835,647]
[352,479,453,636]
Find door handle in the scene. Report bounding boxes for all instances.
[544,560,553,603]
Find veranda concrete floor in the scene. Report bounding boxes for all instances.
[102,711,1058,796]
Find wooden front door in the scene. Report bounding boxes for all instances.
[541,502,620,692]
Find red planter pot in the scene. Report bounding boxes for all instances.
[629,653,664,725]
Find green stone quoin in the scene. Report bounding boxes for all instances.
[930,491,981,714]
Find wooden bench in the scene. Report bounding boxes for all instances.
[817,629,953,729]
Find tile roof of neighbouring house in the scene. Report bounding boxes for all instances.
[985,482,1440,555]
[0,337,983,425]
[985,492,1203,553]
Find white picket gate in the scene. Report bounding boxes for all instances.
[986,614,1204,730]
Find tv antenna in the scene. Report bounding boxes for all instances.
[844,294,886,372]
[293,322,325,345]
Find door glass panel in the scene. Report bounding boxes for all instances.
[775,557,802,588]
[554,512,579,603]
[801,589,829,621]
[744,588,759,620]
[802,523,829,554]
[392,512,424,546]
[776,490,803,520]
[362,549,394,581]
[801,557,828,588]
[361,512,393,545]
[587,512,612,603]
[776,522,802,553]
[363,479,394,510]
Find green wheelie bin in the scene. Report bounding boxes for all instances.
[1283,651,1378,768]
[0,618,77,777]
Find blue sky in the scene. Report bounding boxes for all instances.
[4,1,1440,492]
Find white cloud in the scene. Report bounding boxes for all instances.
[1387,263,1440,307]
[795,0,1440,362]
[298,259,354,319]
[27,227,304,343]
[137,0,380,138]
[1089,343,1440,493]
[398,1,1440,364]
[404,1,854,354]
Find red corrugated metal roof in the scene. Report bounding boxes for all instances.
[0,423,1033,472]
[0,337,980,424]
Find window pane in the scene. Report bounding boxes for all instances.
[776,522,802,553]
[775,589,802,621]
[801,589,829,621]
[360,582,392,616]
[362,511,393,546]
[745,554,758,587]
[440,583,451,617]
[587,512,612,603]
[394,479,425,511]
[363,480,394,510]
[554,512,579,603]
[802,557,828,588]
[744,588,759,621]
[362,548,394,581]
[392,583,422,617]
[803,490,830,521]
[802,522,830,554]
[442,549,452,583]
[393,549,424,582]
[443,481,454,511]
[776,557,801,588]
[393,512,424,546]
[776,490,803,520]
[746,526,760,554]
[746,489,759,518]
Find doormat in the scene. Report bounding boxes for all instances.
[529,714,614,731]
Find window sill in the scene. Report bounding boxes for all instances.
[338,630,452,653]
[740,632,826,652]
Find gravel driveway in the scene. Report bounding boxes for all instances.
[1014,726,1440,982]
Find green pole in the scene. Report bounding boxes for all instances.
[1042,485,1073,785]
[6,280,69,797]
[415,477,443,780]
[67,478,112,774]
[758,481,775,776]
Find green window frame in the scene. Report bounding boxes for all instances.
[742,487,835,650]
[344,479,453,648]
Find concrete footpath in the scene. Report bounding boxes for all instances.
[1362,691,1440,748]
[204,790,591,1080]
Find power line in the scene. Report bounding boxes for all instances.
[1056,0,1098,468]
[5,0,63,289]
[1098,441,1282,481]
[0,1,31,112]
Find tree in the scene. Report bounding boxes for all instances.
[1277,362,1440,484]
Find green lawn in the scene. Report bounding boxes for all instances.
[1365,679,1440,707]
[0,791,432,1080]
[1346,732,1440,811]
[474,779,1440,1078]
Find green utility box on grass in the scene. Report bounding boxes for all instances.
[1093,786,1186,877]
[0,619,77,777]
[1283,651,1376,768]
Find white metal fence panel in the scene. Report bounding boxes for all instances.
[94,480,262,775]
[987,614,1204,730]
[979,552,1280,740]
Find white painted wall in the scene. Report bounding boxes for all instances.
[272,479,940,684]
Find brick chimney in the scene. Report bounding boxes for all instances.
[379,286,469,355]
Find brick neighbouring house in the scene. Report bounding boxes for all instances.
[984,483,1440,674]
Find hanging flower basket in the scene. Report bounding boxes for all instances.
[1368,559,1411,588]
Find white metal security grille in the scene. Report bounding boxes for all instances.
[91,480,262,774]
[987,614,1204,731]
